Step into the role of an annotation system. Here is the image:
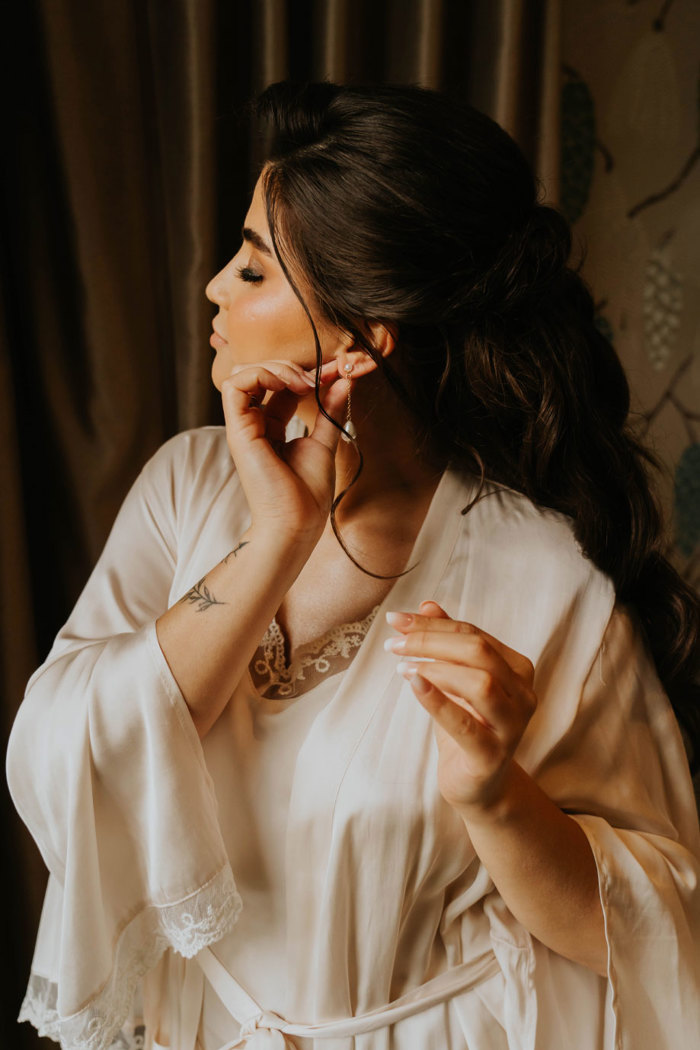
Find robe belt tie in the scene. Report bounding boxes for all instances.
[217,1011,294,1050]
[185,945,502,1050]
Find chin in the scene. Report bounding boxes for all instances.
[211,349,233,391]
[211,361,224,392]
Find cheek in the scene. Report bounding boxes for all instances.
[223,296,284,355]
[237,283,308,338]
[239,297,288,332]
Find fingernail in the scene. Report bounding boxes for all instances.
[302,372,316,386]
[396,661,418,676]
[386,612,412,629]
[383,637,406,653]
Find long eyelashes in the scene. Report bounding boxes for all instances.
[236,265,263,284]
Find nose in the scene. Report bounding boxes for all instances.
[206,265,228,307]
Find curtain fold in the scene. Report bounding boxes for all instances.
[2,3,560,1046]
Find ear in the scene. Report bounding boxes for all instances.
[335,322,397,379]
[365,321,397,359]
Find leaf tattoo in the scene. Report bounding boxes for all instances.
[223,541,249,564]
[180,577,227,612]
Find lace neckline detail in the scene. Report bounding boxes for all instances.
[250,605,380,701]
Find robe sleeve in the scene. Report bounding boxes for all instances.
[522,605,700,1050]
[437,487,699,1050]
[6,432,242,1050]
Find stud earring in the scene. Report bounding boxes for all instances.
[341,362,357,443]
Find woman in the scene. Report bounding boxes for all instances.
[8,82,700,1050]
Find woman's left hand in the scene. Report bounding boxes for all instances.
[386,600,537,816]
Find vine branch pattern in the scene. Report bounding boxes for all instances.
[179,578,228,613]
[638,354,697,444]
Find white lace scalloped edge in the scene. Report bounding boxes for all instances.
[252,604,380,698]
[18,864,242,1050]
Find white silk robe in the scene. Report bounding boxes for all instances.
[7,427,700,1050]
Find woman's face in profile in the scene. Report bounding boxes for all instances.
[206,176,342,390]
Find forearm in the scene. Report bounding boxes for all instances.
[156,523,314,737]
[460,762,607,976]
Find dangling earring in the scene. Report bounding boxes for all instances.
[341,362,357,443]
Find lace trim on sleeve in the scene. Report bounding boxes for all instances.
[18,864,241,1050]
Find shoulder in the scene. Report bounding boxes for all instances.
[449,470,597,575]
[463,476,595,582]
[133,427,238,534]
[141,426,230,481]
[444,470,615,660]
[139,426,232,496]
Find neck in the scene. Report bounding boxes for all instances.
[297,372,445,519]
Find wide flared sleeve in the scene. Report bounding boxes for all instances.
[441,485,700,1050]
[533,605,700,1050]
[475,608,700,1050]
[6,431,242,1050]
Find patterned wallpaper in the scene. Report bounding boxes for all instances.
[561,0,700,590]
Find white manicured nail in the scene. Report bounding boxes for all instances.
[396,661,419,676]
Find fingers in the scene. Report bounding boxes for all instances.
[408,673,501,762]
[222,362,314,417]
[221,361,320,455]
[398,659,535,739]
[386,627,526,698]
[418,600,450,619]
[386,608,534,684]
[222,365,302,444]
[221,358,359,465]
[387,612,536,813]
[385,604,537,748]
[264,388,305,445]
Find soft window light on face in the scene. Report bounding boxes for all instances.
[206,177,348,390]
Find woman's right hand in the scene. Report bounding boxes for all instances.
[221,359,349,543]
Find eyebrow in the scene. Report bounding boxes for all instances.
[242,226,272,257]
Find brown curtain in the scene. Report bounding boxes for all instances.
[1,2,560,1045]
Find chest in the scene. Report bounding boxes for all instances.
[274,530,410,654]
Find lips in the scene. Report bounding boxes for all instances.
[210,326,228,349]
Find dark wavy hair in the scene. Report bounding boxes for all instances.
[254,80,700,765]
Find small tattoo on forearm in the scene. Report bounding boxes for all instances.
[223,541,249,564]
[180,577,227,612]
